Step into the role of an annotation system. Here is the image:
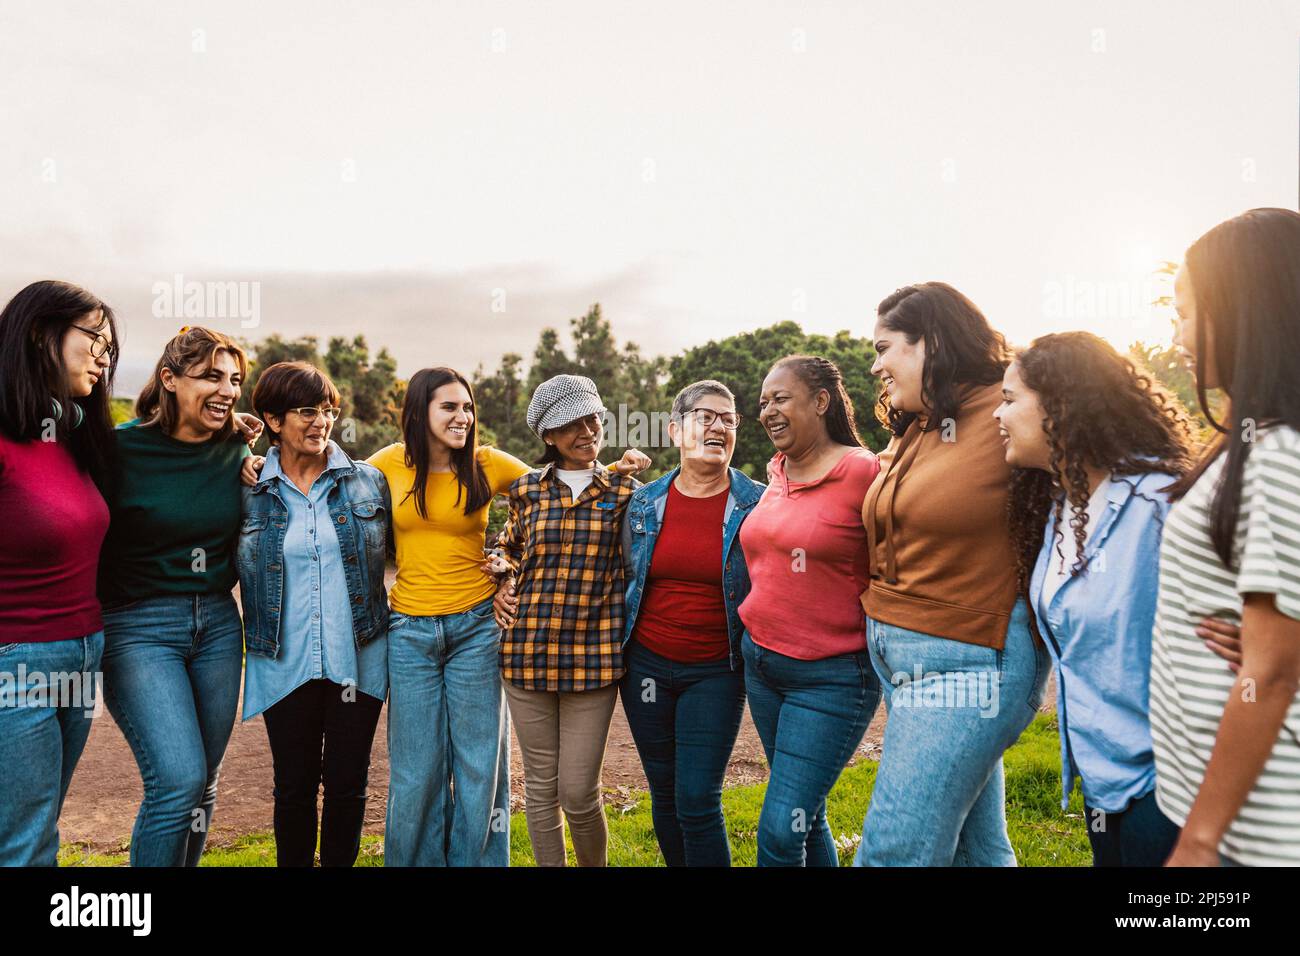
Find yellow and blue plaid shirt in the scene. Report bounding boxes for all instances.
[495,462,639,692]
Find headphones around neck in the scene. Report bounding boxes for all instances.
[51,398,85,429]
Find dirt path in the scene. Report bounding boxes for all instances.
[58,579,1056,851]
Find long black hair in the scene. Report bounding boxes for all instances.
[874,282,1010,437]
[1167,207,1300,568]
[0,280,119,490]
[769,354,863,447]
[400,367,493,518]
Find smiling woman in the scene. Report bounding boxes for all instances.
[238,360,392,868]
[0,280,118,866]
[739,355,880,867]
[95,326,254,867]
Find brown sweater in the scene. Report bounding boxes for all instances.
[860,381,1021,649]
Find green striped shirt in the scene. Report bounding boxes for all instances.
[1150,424,1300,865]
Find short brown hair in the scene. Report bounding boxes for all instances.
[252,361,342,445]
[136,326,248,441]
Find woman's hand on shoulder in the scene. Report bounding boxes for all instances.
[234,412,264,446]
[612,448,652,476]
[241,455,266,487]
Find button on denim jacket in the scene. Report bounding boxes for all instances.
[238,447,392,658]
[620,466,766,670]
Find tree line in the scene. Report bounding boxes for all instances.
[107,306,1217,479]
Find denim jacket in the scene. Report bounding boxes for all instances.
[237,442,393,658]
[620,466,766,670]
[1029,469,1176,813]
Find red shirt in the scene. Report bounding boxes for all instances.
[631,482,731,663]
[738,448,879,660]
[0,433,109,642]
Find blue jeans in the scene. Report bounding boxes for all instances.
[741,630,880,867]
[0,633,104,866]
[856,598,1050,866]
[619,639,746,867]
[1085,788,1180,866]
[384,596,510,867]
[101,594,244,867]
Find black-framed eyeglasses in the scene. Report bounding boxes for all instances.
[288,406,342,422]
[683,407,741,429]
[72,325,117,361]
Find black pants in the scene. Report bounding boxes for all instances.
[262,679,384,867]
[1084,789,1181,866]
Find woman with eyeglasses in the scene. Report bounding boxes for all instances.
[235,362,392,867]
[618,380,766,866]
[97,326,264,867]
[0,281,117,866]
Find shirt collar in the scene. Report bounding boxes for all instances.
[541,460,609,480]
[261,440,351,484]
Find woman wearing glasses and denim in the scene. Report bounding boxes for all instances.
[619,381,765,866]
[237,362,391,867]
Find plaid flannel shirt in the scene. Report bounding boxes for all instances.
[495,462,639,692]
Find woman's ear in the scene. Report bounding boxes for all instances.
[160,367,177,393]
[265,413,283,439]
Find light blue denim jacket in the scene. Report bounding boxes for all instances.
[620,466,766,670]
[238,440,392,658]
[1029,469,1176,813]
[239,443,389,718]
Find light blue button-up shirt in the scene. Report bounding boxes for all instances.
[242,443,388,719]
[1029,470,1176,813]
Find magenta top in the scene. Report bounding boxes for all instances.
[738,447,879,660]
[0,432,109,642]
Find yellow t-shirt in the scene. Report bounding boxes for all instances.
[367,443,531,616]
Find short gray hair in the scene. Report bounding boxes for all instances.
[670,379,736,422]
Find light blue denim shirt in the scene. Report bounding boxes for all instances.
[1029,469,1176,813]
[242,443,388,719]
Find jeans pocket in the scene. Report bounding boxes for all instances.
[388,609,411,633]
[0,642,19,657]
[466,596,496,621]
[1026,642,1051,713]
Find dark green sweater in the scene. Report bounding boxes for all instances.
[97,420,250,604]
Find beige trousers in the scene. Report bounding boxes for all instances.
[503,682,618,867]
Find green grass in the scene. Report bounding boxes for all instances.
[59,714,1091,867]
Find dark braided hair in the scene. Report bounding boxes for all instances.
[1006,332,1196,600]
[770,354,863,448]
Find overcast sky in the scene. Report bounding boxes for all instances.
[2,0,1296,395]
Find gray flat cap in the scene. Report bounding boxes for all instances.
[526,374,607,439]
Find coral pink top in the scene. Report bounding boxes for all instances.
[738,447,879,660]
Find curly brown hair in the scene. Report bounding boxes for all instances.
[1007,332,1197,600]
